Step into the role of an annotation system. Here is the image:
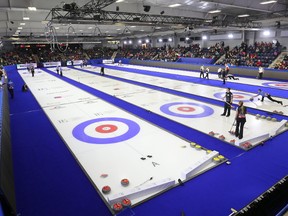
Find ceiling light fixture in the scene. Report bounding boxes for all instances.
[238,14,250,17]
[169,4,181,7]
[23,17,30,20]
[228,34,233,38]
[260,0,277,4]
[263,30,270,36]
[208,10,221,13]
[28,7,37,11]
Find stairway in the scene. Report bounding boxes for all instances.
[269,51,288,68]
[214,53,226,65]
[111,51,118,60]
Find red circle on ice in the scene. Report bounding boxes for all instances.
[95,124,118,133]
[233,95,244,99]
[177,106,196,112]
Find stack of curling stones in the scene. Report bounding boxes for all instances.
[256,114,277,122]
[217,155,225,161]
[112,198,132,213]
[190,142,202,150]
[273,110,284,115]
[213,155,225,163]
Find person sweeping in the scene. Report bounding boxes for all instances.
[235,101,247,140]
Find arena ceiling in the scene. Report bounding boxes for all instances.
[0,0,288,43]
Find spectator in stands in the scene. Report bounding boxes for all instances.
[256,59,262,67]
[251,89,283,105]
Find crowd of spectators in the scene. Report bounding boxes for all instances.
[216,41,281,67]
[0,41,286,70]
[0,49,35,65]
[274,54,288,70]
[117,42,225,62]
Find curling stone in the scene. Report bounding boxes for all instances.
[273,110,279,113]
[249,97,253,101]
[195,145,202,150]
[219,135,225,140]
[278,111,283,115]
[272,118,277,122]
[261,115,266,119]
[102,185,111,194]
[121,198,132,208]
[213,157,220,163]
[256,114,260,119]
[206,150,212,154]
[285,122,288,127]
[121,178,130,187]
[112,203,123,212]
[209,131,215,136]
[230,139,236,144]
[266,116,272,121]
[241,142,252,149]
[190,142,196,148]
[218,155,225,161]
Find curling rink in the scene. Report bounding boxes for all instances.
[17,64,287,211]
[103,63,288,115]
[46,65,287,148]
[17,68,222,209]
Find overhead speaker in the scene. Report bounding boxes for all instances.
[143,5,151,12]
